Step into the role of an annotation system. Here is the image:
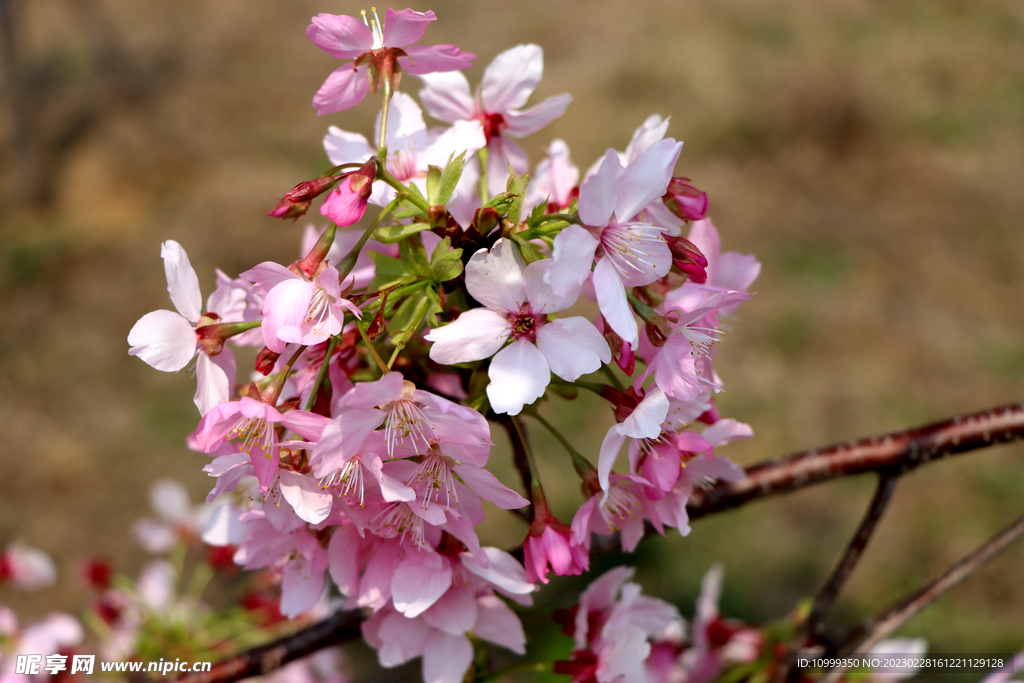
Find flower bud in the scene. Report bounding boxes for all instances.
[662,177,708,222]
[321,158,377,226]
[267,176,340,220]
[664,234,708,283]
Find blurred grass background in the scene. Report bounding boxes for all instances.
[2,0,1023,671]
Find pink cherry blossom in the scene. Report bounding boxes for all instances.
[524,138,580,214]
[307,9,475,115]
[666,218,762,316]
[425,239,611,415]
[241,260,361,354]
[0,544,56,591]
[127,241,239,415]
[524,497,589,584]
[419,44,572,195]
[546,139,682,347]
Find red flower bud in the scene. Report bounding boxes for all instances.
[663,177,708,222]
[664,234,708,283]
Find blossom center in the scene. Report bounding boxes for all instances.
[482,112,508,144]
[370,503,427,549]
[321,456,365,506]
[407,451,459,511]
[504,304,545,343]
[600,484,642,530]
[598,222,667,283]
[231,415,274,456]
[305,283,335,336]
[384,398,437,457]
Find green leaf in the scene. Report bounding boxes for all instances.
[436,151,466,205]
[425,165,442,205]
[396,183,429,219]
[510,233,543,263]
[389,290,432,342]
[506,170,530,225]
[526,198,549,229]
[371,222,431,244]
[399,235,430,276]
[429,236,464,282]
[423,286,444,327]
[368,250,416,290]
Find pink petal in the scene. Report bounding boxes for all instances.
[127,309,197,372]
[281,557,326,619]
[340,371,404,409]
[505,93,572,138]
[417,71,475,123]
[422,632,474,683]
[453,464,528,509]
[306,13,373,59]
[358,543,403,611]
[615,138,682,223]
[486,340,549,415]
[327,525,363,598]
[474,595,526,654]
[376,610,430,666]
[391,557,453,618]
[311,408,385,477]
[717,251,762,293]
[263,278,313,347]
[481,44,543,112]
[623,114,671,164]
[579,149,624,227]
[649,334,703,401]
[687,455,745,483]
[546,225,600,298]
[161,240,202,322]
[312,64,370,115]
[422,585,477,635]
[593,257,638,347]
[536,317,610,381]
[459,548,535,596]
[240,260,295,297]
[400,44,475,75]
[364,454,416,502]
[465,239,528,312]
[597,428,628,499]
[420,119,486,167]
[701,418,754,447]
[381,8,435,47]
[426,308,510,364]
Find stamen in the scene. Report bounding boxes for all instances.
[361,7,384,49]
[384,399,437,457]
[231,416,274,456]
[600,484,641,530]
[320,457,365,506]
[370,504,427,549]
[407,452,459,511]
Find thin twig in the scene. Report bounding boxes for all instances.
[688,401,1024,520]
[166,610,363,683]
[818,513,1024,683]
[778,474,899,683]
[498,415,534,521]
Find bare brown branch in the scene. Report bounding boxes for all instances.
[688,401,1024,520]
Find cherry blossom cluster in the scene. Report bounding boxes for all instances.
[119,6,767,682]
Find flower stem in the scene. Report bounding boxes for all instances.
[525,409,598,482]
[261,345,306,405]
[376,166,430,214]
[511,416,545,501]
[304,333,339,412]
[336,197,400,282]
[378,80,393,160]
[357,322,389,375]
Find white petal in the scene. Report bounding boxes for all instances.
[615,138,682,222]
[454,464,529,509]
[422,632,474,683]
[593,257,637,347]
[195,349,234,416]
[523,259,578,313]
[324,125,374,166]
[618,386,669,439]
[161,240,202,322]
[418,71,475,123]
[460,548,536,595]
[278,471,333,524]
[481,44,543,113]
[426,308,510,364]
[149,479,190,521]
[597,428,628,497]
[578,149,623,227]
[536,317,610,381]
[127,309,198,372]
[420,120,487,168]
[505,93,572,138]
[546,224,600,298]
[465,239,528,312]
[623,114,670,164]
[486,341,549,415]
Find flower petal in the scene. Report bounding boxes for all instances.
[486,341,549,415]
[505,93,572,137]
[312,64,370,115]
[278,471,333,524]
[391,558,453,618]
[474,594,527,654]
[465,238,527,312]
[324,125,374,167]
[579,149,624,227]
[615,138,682,223]
[536,317,610,381]
[481,44,543,113]
[160,240,202,323]
[306,13,373,59]
[426,308,510,364]
[422,632,474,683]
[593,257,637,347]
[195,349,235,416]
[381,8,435,48]
[417,71,475,123]
[400,44,475,75]
[454,464,529,509]
[128,309,197,372]
[546,224,600,298]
